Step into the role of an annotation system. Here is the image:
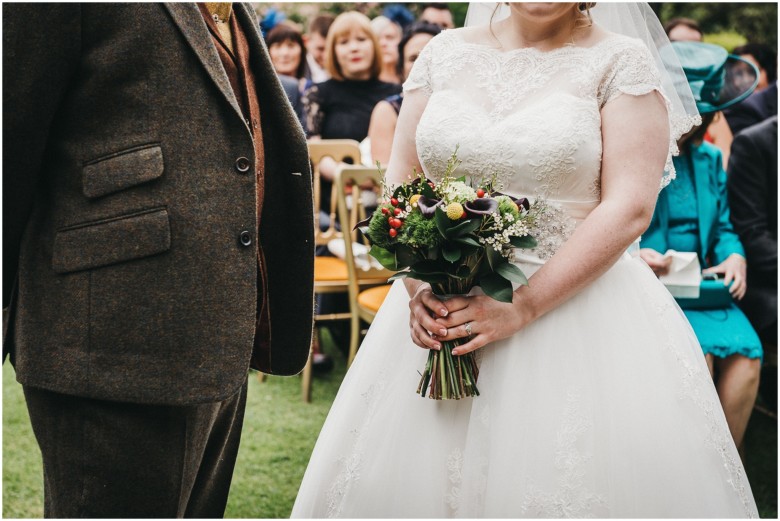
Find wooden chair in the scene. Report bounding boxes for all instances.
[334,165,395,365]
[301,140,379,402]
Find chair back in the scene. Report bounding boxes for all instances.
[308,140,362,247]
[334,165,396,305]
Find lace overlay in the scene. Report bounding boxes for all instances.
[641,284,758,518]
[520,388,607,518]
[325,375,388,518]
[405,30,695,261]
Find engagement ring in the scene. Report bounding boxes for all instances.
[464,322,472,336]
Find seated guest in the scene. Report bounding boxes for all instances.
[303,11,401,218]
[663,17,702,42]
[370,16,403,85]
[303,11,401,361]
[641,42,762,451]
[728,116,778,408]
[664,16,736,166]
[733,43,777,92]
[266,23,310,126]
[305,14,334,83]
[418,3,454,29]
[368,22,441,166]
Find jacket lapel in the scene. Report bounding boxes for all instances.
[163,3,243,121]
[691,146,714,266]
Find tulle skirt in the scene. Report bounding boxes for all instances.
[291,254,758,518]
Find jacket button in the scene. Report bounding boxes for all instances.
[239,230,252,247]
[235,157,251,173]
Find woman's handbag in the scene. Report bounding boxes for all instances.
[675,277,734,310]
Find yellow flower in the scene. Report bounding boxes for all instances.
[445,202,464,220]
[409,194,421,208]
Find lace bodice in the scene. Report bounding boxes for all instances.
[393,29,681,260]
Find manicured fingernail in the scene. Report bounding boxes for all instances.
[451,349,459,355]
[434,343,441,350]
[440,309,448,316]
[439,328,447,336]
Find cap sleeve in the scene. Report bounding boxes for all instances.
[402,32,440,97]
[600,38,698,190]
[599,39,662,107]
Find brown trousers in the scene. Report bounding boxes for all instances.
[23,379,247,518]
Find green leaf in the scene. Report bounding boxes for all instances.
[456,264,475,279]
[412,259,449,275]
[446,218,481,238]
[388,271,409,282]
[509,235,538,249]
[420,182,436,198]
[453,236,481,248]
[442,243,461,263]
[480,272,514,303]
[434,207,452,237]
[369,245,398,270]
[455,175,467,183]
[496,262,529,285]
[395,244,419,267]
[407,271,448,285]
[485,246,502,270]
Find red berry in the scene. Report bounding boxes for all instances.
[389,228,398,237]
[393,207,402,216]
[461,211,467,219]
[390,197,399,207]
[428,182,435,189]
[381,207,390,215]
[390,218,402,229]
[476,188,486,198]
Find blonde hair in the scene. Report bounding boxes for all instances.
[325,12,383,82]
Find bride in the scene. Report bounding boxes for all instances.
[292,3,758,518]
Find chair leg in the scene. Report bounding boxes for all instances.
[302,346,314,403]
[347,312,361,367]
[256,371,267,383]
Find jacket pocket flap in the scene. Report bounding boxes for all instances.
[53,208,171,274]
[83,145,164,198]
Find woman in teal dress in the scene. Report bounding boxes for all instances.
[641,41,762,451]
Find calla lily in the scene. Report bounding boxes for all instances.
[464,198,498,217]
[515,197,531,212]
[494,191,531,212]
[417,196,442,218]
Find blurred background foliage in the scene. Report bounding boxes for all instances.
[254,3,777,50]
[650,3,777,49]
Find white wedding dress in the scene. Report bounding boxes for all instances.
[292,29,758,518]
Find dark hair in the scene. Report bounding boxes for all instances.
[420,3,451,13]
[664,18,703,40]
[308,14,335,38]
[733,43,777,83]
[396,22,441,78]
[681,112,716,151]
[266,24,309,79]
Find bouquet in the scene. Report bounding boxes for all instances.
[360,151,541,400]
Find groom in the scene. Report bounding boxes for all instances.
[3,3,313,517]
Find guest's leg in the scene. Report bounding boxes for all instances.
[713,354,761,448]
[705,353,715,378]
[23,379,247,518]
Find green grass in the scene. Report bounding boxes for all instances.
[3,332,777,518]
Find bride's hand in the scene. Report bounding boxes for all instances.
[407,283,449,350]
[434,294,530,355]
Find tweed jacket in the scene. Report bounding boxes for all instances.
[3,3,314,405]
[642,141,745,268]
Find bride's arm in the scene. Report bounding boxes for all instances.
[434,91,670,355]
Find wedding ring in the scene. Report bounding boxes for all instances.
[464,322,472,336]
